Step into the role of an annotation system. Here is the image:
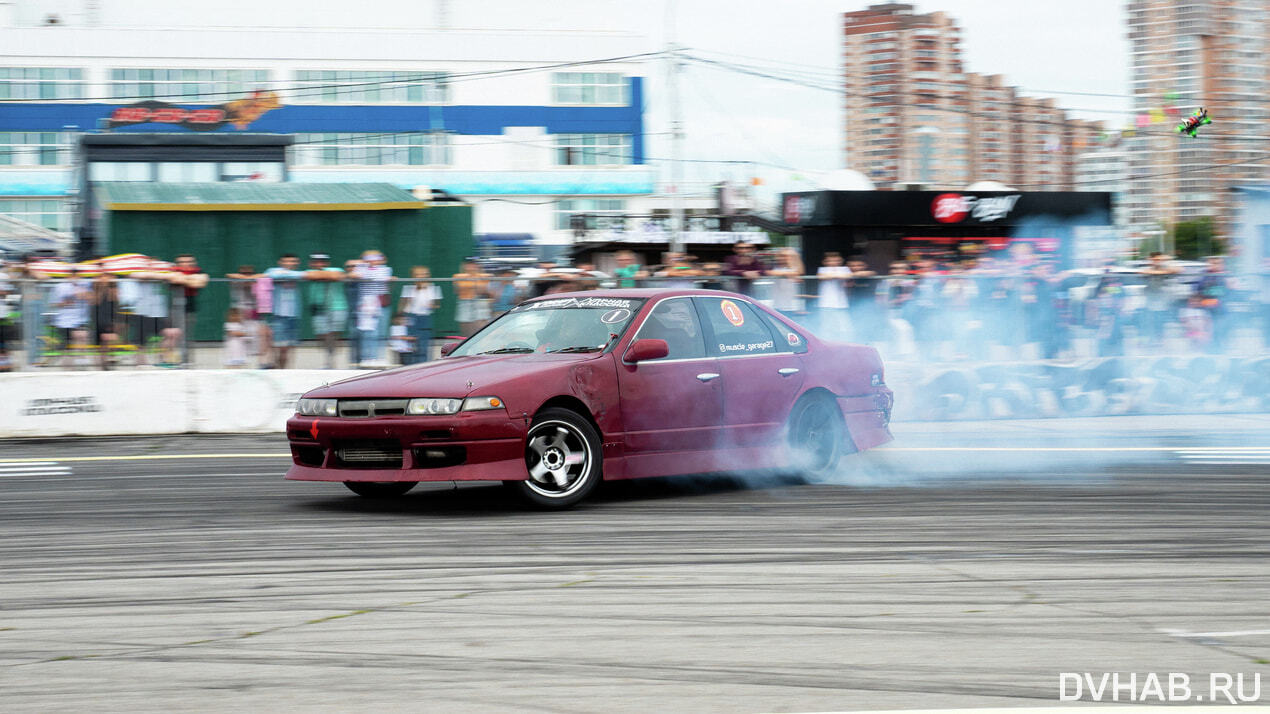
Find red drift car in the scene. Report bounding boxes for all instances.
[286,289,893,509]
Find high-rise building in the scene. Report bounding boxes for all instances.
[1125,0,1269,241]
[842,3,1101,191]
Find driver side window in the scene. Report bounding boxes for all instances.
[637,298,706,360]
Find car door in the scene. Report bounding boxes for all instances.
[615,296,724,477]
[693,296,805,454]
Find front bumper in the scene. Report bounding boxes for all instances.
[284,410,529,483]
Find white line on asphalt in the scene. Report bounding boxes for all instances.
[1168,447,1270,452]
[0,453,291,464]
[0,465,71,477]
[1162,628,1270,638]
[0,462,58,468]
[1178,454,1270,458]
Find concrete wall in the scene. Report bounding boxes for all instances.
[4,354,1269,438]
[0,369,363,438]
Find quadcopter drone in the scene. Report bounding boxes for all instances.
[1177,107,1211,138]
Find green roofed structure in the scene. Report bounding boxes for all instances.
[94,182,474,340]
[95,182,428,212]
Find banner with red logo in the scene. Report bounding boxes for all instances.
[779,190,1110,228]
[106,91,282,132]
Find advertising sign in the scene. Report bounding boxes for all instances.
[106,91,282,132]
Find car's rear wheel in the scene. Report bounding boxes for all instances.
[343,481,417,498]
[787,394,845,480]
[512,407,602,509]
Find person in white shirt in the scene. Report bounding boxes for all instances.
[816,251,852,340]
[49,269,92,365]
[223,307,248,368]
[397,265,441,364]
[388,313,415,365]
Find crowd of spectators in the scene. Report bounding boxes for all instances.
[2,242,1269,371]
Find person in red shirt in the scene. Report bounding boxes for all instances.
[172,254,209,364]
[723,241,767,295]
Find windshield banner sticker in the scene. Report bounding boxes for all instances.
[514,297,638,312]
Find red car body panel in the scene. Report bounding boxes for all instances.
[285,288,893,485]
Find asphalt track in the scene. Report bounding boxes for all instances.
[2,415,1269,713]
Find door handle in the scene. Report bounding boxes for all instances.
[777,368,800,377]
[696,373,720,382]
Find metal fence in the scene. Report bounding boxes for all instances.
[1,272,1267,372]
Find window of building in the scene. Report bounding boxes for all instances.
[156,162,219,182]
[221,162,285,182]
[0,132,73,166]
[88,162,153,182]
[554,134,631,166]
[0,198,72,232]
[0,67,85,100]
[556,198,626,231]
[108,69,270,102]
[292,70,449,104]
[552,73,629,105]
[291,132,453,166]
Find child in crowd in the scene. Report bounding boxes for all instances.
[223,307,248,368]
[1179,295,1212,351]
[389,313,415,366]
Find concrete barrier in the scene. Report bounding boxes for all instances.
[0,369,364,438]
[2,355,1267,438]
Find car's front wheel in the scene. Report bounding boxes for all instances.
[511,407,602,509]
[343,481,417,498]
[787,394,846,481]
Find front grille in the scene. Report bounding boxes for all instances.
[337,399,409,418]
[333,439,403,468]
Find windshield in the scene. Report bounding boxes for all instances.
[450,296,646,357]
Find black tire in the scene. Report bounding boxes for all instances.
[786,394,846,481]
[511,407,603,509]
[343,481,417,498]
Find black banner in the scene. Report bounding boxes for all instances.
[782,190,1112,228]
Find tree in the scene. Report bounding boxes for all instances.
[1170,217,1222,259]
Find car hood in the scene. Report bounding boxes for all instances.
[305,353,602,399]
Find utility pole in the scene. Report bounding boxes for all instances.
[665,2,684,254]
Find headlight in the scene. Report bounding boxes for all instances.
[462,396,505,411]
[296,398,337,416]
[406,398,463,415]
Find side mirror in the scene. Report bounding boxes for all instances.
[625,338,669,363]
[439,341,461,357]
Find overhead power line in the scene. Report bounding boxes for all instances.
[682,53,1270,147]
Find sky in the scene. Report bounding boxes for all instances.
[642,0,1132,198]
[15,0,1133,200]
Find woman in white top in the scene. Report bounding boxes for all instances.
[768,247,806,320]
[398,265,441,364]
[816,251,852,340]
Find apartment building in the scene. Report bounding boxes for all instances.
[1124,0,1269,238]
[843,3,1102,192]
